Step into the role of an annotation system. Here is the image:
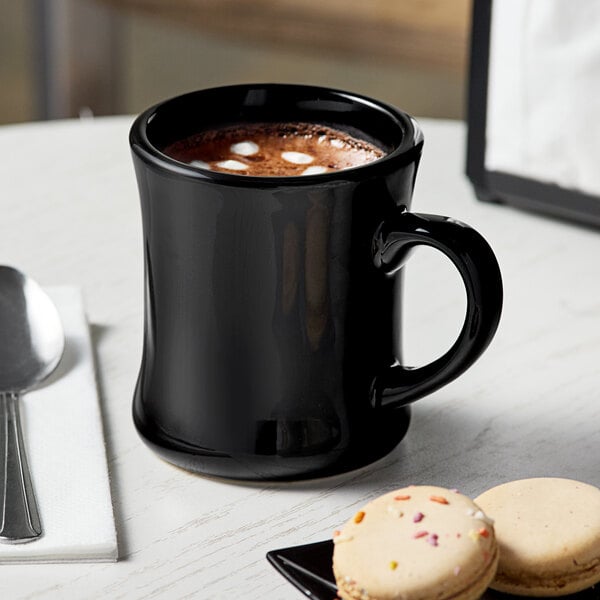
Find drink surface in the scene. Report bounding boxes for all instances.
[162,122,385,176]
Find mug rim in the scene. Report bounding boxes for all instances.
[130,83,423,187]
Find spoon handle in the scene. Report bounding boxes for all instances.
[0,392,42,543]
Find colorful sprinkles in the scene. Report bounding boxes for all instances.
[474,510,495,525]
[333,529,353,544]
[468,529,481,543]
[387,505,404,518]
[354,511,366,524]
[394,494,411,501]
[413,512,425,523]
[467,508,495,525]
[413,530,428,539]
[430,495,449,505]
[389,560,398,570]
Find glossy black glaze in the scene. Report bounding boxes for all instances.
[130,84,503,481]
[371,211,503,408]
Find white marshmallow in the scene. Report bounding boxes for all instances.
[281,151,314,165]
[330,139,345,149]
[190,160,209,169]
[216,160,248,171]
[230,141,259,156]
[301,166,328,175]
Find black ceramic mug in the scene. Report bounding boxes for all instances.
[130,84,503,481]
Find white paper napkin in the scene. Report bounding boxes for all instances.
[486,0,600,197]
[0,286,118,563]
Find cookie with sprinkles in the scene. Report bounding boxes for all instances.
[332,485,498,600]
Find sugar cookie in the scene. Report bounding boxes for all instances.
[475,477,600,596]
[332,485,498,600]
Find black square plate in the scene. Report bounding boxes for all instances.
[267,540,598,599]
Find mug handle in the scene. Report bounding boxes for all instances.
[371,210,503,409]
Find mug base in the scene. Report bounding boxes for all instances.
[133,406,411,482]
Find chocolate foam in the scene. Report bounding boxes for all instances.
[163,122,385,177]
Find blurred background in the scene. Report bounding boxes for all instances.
[0,0,472,125]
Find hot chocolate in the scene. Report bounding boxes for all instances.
[162,122,385,176]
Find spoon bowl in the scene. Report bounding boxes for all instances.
[0,266,64,543]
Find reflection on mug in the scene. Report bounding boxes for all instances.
[282,222,300,316]
[305,196,330,351]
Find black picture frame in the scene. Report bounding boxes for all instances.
[466,0,600,228]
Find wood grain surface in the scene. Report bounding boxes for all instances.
[103,0,471,72]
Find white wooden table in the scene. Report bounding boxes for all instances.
[0,116,598,599]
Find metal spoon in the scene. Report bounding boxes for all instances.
[0,266,64,543]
